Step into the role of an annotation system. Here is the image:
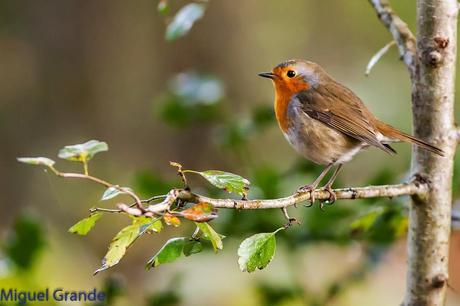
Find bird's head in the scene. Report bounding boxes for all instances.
[258,59,322,96]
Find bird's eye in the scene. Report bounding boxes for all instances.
[287,70,296,78]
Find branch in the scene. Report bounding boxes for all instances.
[46,162,427,222]
[146,181,427,213]
[403,0,458,304]
[368,0,416,78]
[45,157,428,222]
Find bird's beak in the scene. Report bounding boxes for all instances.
[258,72,276,79]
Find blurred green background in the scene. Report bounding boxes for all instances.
[1,0,460,305]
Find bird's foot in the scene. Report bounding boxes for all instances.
[296,184,316,206]
[319,185,337,211]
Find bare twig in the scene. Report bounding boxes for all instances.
[368,0,416,78]
[142,194,168,203]
[54,171,146,213]
[365,40,396,76]
[148,189,186,214]
[89,194,169,215]
[89,207,122,214]
[117,203,145,216]
[281,207,301,228]
[170,161,190,189]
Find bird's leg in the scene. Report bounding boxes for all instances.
[319,164,343,209]
[296,163,334,206]
[281,207,301,228]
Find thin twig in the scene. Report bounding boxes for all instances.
[148,189,185,213]
[282,207,291,220]
[88,195,169,215]
[281,207,300,228]
[56,172,113,187]
[365,40,396,76]
[170,161,189,189]
[368,0,416,78]
[55,171,145,213]
[142,194,168,203]
[89,207,122,214]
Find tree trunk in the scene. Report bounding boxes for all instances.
[405,1,458,305]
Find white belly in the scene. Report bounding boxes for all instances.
[283,102,364,165]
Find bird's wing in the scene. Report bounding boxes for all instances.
[297,82,396,154]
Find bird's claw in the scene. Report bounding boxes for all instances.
[296,184,316,206]
[319,186,337,211]
[323,185,337,204]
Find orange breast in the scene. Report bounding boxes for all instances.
[274,89,292,132]
[273,80,310,132]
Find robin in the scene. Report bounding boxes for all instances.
[259,59,444,205]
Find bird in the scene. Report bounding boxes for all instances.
[259,59,444,205]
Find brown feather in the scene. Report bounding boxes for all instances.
[297,80,396,154]
[375,121,445,156]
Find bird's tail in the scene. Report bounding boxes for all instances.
[376,121,445,156]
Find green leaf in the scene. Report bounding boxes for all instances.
[350,208,384,232]
[350,206,409,244]
[157,95,221,128]
[251,105,275,129]
[94,224,141,274]
[94,217,159,274]
[170,72,223,105]
[147,289,180,306]
[156,72,224,128]
[195,222,223,252]
[183,239,202,257]
[4,213,46,270]
[146,237,186,269]
[192,170,250,195]
[101,187,121,201]
[68,213,103,236]
[145,237,203,269]
[17,157,55,167]
[101,186,134,201]
[100,277,124,304]
[151,219,164,233]
[58,140,108,162]
[165,3,205,41]
[131,216,163,233]
[238,229,283,273]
